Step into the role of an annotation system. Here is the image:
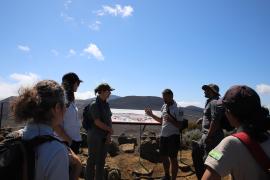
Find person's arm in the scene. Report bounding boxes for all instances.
[202,166,221,180]
[166,116,181,128]
[68,148,82,180]
[206,101,221,141]
[54,125,72,145]
[207,121,220,139]
[94,118,113,134]
[145,107,162,123]
[90,103,113,134]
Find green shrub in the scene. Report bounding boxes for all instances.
[181,129,202,149]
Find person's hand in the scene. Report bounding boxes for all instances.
[145,107,153,116]
[107,127,113,134]
[105,134,112,145]
[164,114,175,123]
[68,148,81,166]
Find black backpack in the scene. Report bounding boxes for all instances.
[82,103,92,131]
[82,100,103,131]
[0,135,60,180]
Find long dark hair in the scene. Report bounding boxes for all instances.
[62,81,75,106]
[62,72,81,106]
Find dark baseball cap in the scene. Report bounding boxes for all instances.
[62,72,83,84]
[202,84,220,96]
[95,83,115,93]
[222,85,261,113]
[162,89,173,96]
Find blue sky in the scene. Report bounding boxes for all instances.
[1,0,270,108]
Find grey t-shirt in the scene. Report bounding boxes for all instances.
[202,98,223,135]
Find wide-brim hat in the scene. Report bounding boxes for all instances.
[202,83,220,96]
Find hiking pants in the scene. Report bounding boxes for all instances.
[85,130,108,180]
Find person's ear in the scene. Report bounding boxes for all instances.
[51,103,62,115]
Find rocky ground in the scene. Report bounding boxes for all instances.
[79,147,197,180]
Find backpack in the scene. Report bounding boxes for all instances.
[82,103,92,131]
[82,100,103,131]
[0,135,60,180]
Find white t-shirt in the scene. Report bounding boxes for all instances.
[160,101,184,137]
[205,135,270,180]
[62,102,82,141]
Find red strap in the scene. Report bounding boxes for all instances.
[232,132,270,171]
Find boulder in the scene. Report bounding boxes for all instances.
[120,143,135,153]
[141,131,156,141]
[132,167,153,178]
[140,137,160,163]
[107,168,121,180]
[178,162,191,172]
[118,133,137,145]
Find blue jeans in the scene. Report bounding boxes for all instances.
[85,129,108,180]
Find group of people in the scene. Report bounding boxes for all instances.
[145,83,270,180]
[193,84,270,180]
[11,72,115,180]
[10,71,270,180]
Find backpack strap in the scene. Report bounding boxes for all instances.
[232,132,270,172]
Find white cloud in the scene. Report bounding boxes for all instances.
[256,84,270,95]
[18,45,30,52]
[0,73,40,100]
[177,101,203,108]
[89,21,101,31]
[60,12,75,22]
[96,4,134,18]
[64,0,72,10]
[51,49,59,56]
[75,91,95,100]
[83,43,104,60]
[68,49,76,56]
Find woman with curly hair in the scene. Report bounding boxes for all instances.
[12,80,69,180]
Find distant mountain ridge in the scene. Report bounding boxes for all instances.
[0,95,203,127]
[109,96,164,110]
